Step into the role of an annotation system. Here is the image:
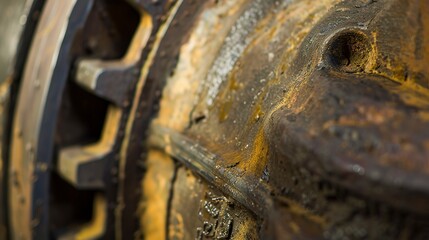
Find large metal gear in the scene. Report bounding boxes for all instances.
[0,0,429,239]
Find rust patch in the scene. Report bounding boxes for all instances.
[140,150,175,240]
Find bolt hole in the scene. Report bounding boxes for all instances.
[193,114,206,124]
[325,31,371,73]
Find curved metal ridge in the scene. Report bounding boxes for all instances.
[9,1,93,239]
[115,1,185,237]
[149,124,273,218]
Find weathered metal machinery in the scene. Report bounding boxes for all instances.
[0,0,429,239]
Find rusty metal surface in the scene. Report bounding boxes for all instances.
[7,0,172,238]
[168,167,259,240]
[0,0,43,238]
[267,0,429,215]
[57,0,152,191]
[74,6,152,107]
[10,1,93,238]
[2,0,429,239]
[149,0,429,239]
[149,125,272,217]
[113,0,186,238]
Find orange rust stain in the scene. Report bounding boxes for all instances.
[140,150,175,240]
[251,103,264,124]
[217,70,243,122]
[218,0,341,176]
[242,126,269,175]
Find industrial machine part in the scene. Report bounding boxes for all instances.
[0,0,428,239]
